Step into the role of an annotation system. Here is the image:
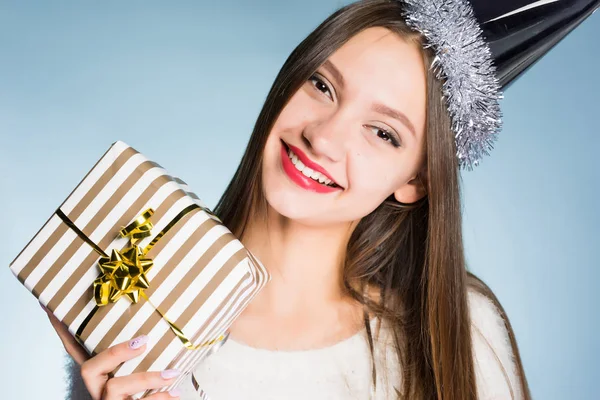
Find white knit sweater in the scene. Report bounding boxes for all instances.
[67,290,523,399]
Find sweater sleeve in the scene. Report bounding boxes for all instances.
[468,290,524,400]
[65,355,93,400]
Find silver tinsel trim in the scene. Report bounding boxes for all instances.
[401,0,503,170]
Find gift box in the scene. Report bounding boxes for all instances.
[9,140,270,399]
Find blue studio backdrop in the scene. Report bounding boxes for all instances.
[0,1,598,399]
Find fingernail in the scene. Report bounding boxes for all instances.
[161,369,181,379]
[168,388,181,397]
[39,302,48,312]
[128,334,149,349]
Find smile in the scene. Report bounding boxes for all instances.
[280,140,342,193]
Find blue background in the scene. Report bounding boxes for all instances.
[1,1,598,399]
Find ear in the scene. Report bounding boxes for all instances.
[393,168,427,204]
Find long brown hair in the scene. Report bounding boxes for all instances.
[214,1,531,399]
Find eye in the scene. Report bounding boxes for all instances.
[308,74,333,100]
[368,125,401,148]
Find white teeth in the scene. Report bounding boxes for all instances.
[286,145,336,187]
[302,167,313,177]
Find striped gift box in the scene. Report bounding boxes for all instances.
[9,140,270,399]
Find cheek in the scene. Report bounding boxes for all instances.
[271,91,314,132]
[348,152,399,199]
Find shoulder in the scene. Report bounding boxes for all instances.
[467,288,524,400]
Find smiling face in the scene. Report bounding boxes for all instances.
[261,27,428,226]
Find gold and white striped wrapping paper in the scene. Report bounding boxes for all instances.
[9,140,270,399]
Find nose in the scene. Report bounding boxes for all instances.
[301,109,350,163]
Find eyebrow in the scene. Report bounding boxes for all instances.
[321,59,417,138]
[322,59,346,90]
[371,103,417,138]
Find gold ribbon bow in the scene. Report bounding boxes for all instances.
[93,209,154,306]
[72,207,224,351]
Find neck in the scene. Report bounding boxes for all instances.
[240,205,357,318]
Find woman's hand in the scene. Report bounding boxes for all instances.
[41,302,182,399]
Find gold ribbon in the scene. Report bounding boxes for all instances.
[61,206,225,351]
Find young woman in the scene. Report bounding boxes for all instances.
[46,0,531,399]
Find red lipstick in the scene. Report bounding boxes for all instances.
[280,140,341,193]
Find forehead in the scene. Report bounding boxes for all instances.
[325,27,427,137]
[330,26,425,87]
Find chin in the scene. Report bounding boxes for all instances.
[261,177,366,227]
[262,177,322,222]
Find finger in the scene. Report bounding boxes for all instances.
[102,370,182,400]
[41,303,90,365]
[79,335,149,400]
[142,389,182,399]
[82,335,149,379]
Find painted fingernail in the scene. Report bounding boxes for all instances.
[39,302,48,312]
[161,369,181,379]
[168,388,181,397]
[128,334,149,349]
